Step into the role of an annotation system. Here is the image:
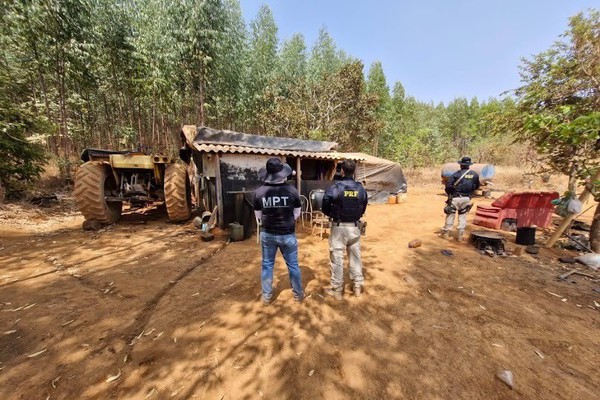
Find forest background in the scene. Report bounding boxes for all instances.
[0,1,597,198]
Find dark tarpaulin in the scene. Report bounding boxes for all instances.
[190,126,338,152]
[345,153,408,204]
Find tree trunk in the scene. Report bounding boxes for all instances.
[137,102,143,147]
[160,99,165,153]
[127,95,134,131]
[373,136,379,157]
[0,180,5,204]
[546,168,600,248]
[29,74,38,114]
[568,162,578,193]
[29,23,52,123]
[590,201,600,253]
[58,49,69,159]
[199,63,205,126]
[103,94,112,149]
[149,87,154,146]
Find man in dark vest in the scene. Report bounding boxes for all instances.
[253,157,304,305]
[441,156,480,241]
[322,159,368,300]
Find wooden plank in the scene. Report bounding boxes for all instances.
[214,153,224,228]
[546,169,600,248]
[325,159,338,180]
[559,269,597,281]
[296,157,301,194]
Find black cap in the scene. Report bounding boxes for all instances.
[457,156,474,166]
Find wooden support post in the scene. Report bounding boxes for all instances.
[214,153,224,228]
[546,169,600,248]
[296,157,302,195]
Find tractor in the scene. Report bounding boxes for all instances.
[74,148,192,224]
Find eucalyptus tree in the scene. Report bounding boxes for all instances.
[279,34,308,86]
[307,27,341,84]
[366,61,390,156]
[172,0,227,126]
[258,33,309,138]
[307,61,379,151]
[211,0,247,130]
[245,4,279,133]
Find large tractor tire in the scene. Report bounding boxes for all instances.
[74,161,122,223]
[164,163,192,222]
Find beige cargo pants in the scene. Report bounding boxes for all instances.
[329,223,364,291]
[443,196,471,232]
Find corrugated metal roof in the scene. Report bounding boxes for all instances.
[186,126,338,152]
[192,143,364,160]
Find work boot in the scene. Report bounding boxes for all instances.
[457,230,465,242]
[353,284,362,297]
[439,230,450,239]
[325,288,343,301]
[262,296,272,305]
[293,293,306,304]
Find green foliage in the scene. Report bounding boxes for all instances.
[307,27,343,83]
[366,61,390,156]
[514,10,600,188]
[321,62,381,151]
[246,4,279,132]
[0,105,47,197]
[366,61,390,107]
[0,3,48,197]
[279,34,307,86]
[0,0,549,178]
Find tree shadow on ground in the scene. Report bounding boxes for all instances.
[0,207,598,400]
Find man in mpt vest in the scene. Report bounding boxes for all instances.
[322,159,368,300]
[253,157,304,305]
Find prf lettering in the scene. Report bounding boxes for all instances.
[262,196,289,207]
[344,190,358,197]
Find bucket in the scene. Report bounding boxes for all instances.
[516,227,536,246]
[201,211,212,222]
[388,195,397,204]
[500,218,517,232]
[229,222,244,242]
[396,193,407,203]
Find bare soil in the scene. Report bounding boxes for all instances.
[0,186,598,400]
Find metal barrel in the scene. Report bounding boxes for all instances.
[309,189,325,211]
[440,163,495,184]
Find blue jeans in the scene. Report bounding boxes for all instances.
[260,232,303,300]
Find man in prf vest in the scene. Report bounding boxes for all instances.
[441,156,481,241]
[322,159,368,300]
[253,157,304,305]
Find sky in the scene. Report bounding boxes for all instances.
[239,0,598,104]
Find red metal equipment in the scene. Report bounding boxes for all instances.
[473,191,559,230]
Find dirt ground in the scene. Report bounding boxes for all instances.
[1,182,599,399]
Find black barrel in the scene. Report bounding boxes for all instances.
[516,227,536,245]
[310,189,325,211]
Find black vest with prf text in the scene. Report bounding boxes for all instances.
[329,180,367,222]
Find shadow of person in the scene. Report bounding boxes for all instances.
[271,264,316,301]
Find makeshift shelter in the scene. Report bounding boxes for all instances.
[343,153,408,204]
[180,126,364,235]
